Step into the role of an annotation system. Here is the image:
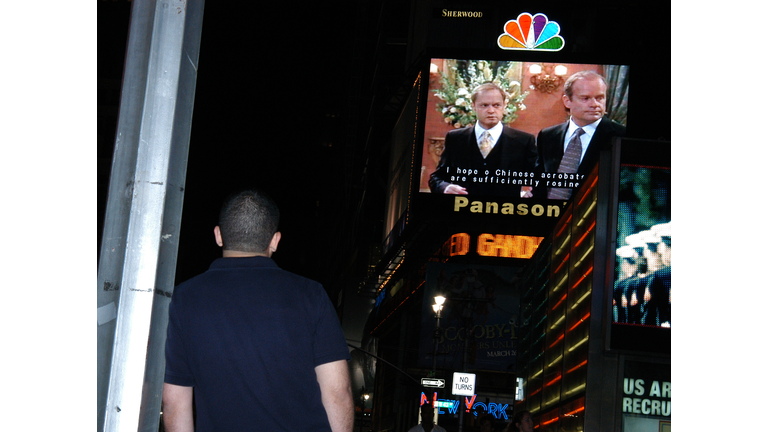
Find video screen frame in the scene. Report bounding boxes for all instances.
[606,139,671,354]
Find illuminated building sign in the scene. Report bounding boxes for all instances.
[515,377,524,401]
[441,9,483,18]
[622,378,671,417]
[421,393,510,420]
[452,197,563,217]
[444,233,544,259]
[497,13,565,52]
[620,360,671,431]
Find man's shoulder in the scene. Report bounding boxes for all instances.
[538,121,568,136]
[173,267,215,293]
[501,125,535,140]
[172,258,322,296]
[445,126,474,138]
[599,117,627,135]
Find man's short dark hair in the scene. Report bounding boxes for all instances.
[218,189,280,253]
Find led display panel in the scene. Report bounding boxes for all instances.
[609,139,671,353]
[419,58,629,202]
[612,166,671,328]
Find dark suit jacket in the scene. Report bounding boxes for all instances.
[642,266,671,326]
[534,116,626,197]
[428,125,537,196]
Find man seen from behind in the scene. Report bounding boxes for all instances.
[162,189,354,431]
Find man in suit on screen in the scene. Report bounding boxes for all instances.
[534,71,626,199]
[428,82,537,197]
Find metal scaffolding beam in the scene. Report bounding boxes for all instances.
[96,0,204,430]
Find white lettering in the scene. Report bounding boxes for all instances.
[651,400,661,416]
[634,379,644,396]
[641,399,651,415]
[649,381,661,397]
[662,401,671,416]
[623,378,633,395]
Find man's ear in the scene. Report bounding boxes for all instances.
[214,226,224,247]
[562,93,572,110]
[268,231,281,256]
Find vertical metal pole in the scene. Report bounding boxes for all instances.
[96,0,205,431]
[458,320,468,432]
[431,310,441,375]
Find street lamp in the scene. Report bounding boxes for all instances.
[358,389,370,432]
[431,295,446,377]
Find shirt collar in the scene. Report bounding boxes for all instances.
[209,256,277,270]
[566,117,602,145]
[567,117,601,138]
[475,121,504,142]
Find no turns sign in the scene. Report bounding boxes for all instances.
[452,372,476,396]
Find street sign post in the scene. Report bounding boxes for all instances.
[421,378,446,388]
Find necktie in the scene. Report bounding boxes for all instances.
[479,131,492,158]
[548,128,584,199]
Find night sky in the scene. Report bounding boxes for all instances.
[98,1,364,290]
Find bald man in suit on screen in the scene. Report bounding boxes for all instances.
[429,82,537,197]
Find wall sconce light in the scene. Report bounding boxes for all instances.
[529,64,568,93]
[427,137,445,165]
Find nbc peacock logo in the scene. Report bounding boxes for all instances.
[497,13,565,52]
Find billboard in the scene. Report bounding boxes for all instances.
[609,139,671,353]
[612,166,671,328]
[419,58,629,202]
[621,360,671,431]
[418,263,521,372]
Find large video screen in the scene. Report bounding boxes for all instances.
[419,58,629,201]
[612,165,671,329]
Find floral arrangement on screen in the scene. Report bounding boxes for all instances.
[434,60,528,128]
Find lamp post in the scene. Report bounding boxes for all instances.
[431,295,446,376]
[358,392,370,432]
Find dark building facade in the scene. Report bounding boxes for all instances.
[350,2,671,431]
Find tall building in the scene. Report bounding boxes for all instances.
[347,2,670,431]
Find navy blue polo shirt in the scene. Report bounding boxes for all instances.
[164,256,350,431]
